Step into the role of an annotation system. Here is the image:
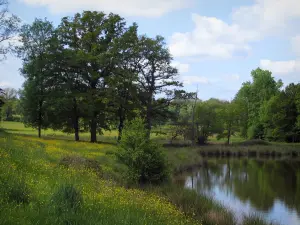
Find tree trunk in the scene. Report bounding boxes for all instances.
[6,109,9,120]
[38,125,41,138]
[90,118,97,143]
[38,101,42,138]
[118,107,125,142]
[73,98,80,142]
[146,102,152,139]
[227,129,231,145]
[74,117,79,142]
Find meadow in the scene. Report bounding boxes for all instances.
[0,127,198,225]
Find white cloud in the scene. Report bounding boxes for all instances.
[232,0,300,37]
[20,0,193,17]
[181,75,209,85]
[169,14,256,59]
[260,59,300,74]
[171,61,190,73]
[169,0,300,59]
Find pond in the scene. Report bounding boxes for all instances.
[180,159,300,225]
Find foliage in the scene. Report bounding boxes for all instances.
[17,18,56,137]
[56,11,139,143]
[261,83,300,142]
[0,88,19,121]
[116,118,169,184]
[136,36,182,135]
[216,101,240,144]
[0,0,20,60]
[167,91,196,144]
[195,98,224,140]
[0,88,5,118]
[235,68,283,140]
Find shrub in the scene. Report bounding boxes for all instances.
[51,184,83,214]
[116,118,169,184]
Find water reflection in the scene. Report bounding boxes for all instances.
[183,159,300,225]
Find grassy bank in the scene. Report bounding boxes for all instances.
[0,131,196,225]
[0,122,284,225]
[198,142,300,158]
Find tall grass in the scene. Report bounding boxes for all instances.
[0,131,197,225]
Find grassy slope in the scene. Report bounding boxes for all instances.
[0,122,285,225]
[0,131,197,225]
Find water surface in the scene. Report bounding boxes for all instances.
[181,159,300,225]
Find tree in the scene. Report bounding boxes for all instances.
[17,19,55,138]
[104,28,140,141]
[235,68,282,139]
[116,117,169,184]
[234,82,251,138]
[58,11,138,143]
[136,36,181,137]
[107,73,140,141]
[1,87,17,121]
[45,78,88,141]
[216,101,240,144]
[0,0,20,60]
[0,88,5,114]
[195,98,224,143]
[261,83,300,142]
[167,91,196,144]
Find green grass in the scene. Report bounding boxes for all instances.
[0,131,197,225]
[0,121,119,143]
[208,135,246,144]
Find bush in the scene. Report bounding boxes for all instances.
[51,184,83,214]
[116,118,169,184]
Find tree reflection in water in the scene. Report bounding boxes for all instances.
[184,159,300,225]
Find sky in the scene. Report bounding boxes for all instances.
[0,0,300,100]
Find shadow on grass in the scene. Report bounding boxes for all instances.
[1,129,117,146]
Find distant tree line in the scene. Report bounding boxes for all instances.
[169,68,300,144]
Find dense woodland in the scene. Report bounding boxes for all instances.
[1,11,300,144]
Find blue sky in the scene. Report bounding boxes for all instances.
[1,0,300,100]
